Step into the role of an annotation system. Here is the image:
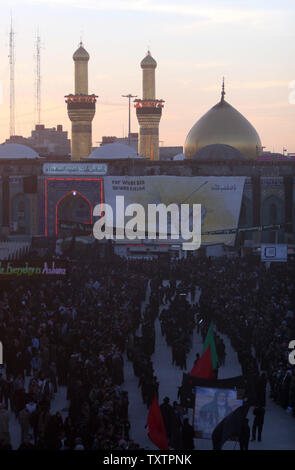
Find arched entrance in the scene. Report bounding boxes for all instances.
[56,190,92,236]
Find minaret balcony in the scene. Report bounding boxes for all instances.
[65,94,98,110]
[134,99,164,109]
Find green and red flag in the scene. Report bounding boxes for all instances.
[190,345,214,379]
[202,321,219,370]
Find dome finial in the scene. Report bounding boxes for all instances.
[221,76,226,102]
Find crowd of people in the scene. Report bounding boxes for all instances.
[0,247,294,450]
[160,396,195,449]
[0,257,150,449]
[160,289,196,370]
[196,257,295,411]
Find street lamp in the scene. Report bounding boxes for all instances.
[122,93,137,146]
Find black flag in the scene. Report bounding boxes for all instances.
[211,404,250,450]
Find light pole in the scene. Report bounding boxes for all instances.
[122,94,137,146]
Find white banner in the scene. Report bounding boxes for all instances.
[102,176,246,246]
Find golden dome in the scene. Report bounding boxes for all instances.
[184,87,262,160]
[140,50,157,69]
[73,42,89,61]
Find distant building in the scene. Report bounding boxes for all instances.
[100,134,139,152]
[4,135,31,147]
[98,134,182,160]
[88,142,143,159]
[159,146,183,161]
[259,151,295,161]
[29,124,70,158]
[5,124,70,159]
[100,136,117,145]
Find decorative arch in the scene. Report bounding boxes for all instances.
[55,190,93,236]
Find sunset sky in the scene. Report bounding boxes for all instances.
[0,0,295,153]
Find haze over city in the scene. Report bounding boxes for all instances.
[0,0,294,152]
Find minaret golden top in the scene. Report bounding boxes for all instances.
[73,41,90,61]
[140,50,157,69]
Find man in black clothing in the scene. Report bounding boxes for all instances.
[160,397,173,440]
[251,406,265,442]
[182,418,195,450]
[256,372,267,407]
[239,418,250,450]
[170,402,183,450]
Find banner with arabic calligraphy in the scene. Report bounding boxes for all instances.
[103,176,246,245]
[43,163,107,175]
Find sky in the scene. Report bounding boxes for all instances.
[0,0,295,153]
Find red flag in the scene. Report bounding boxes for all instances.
[146,395,169,450]
[190,345,214,379]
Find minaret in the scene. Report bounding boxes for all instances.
[135,51,164,160]
[65,42,97,161]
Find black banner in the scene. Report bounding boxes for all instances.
[183,373,245,389]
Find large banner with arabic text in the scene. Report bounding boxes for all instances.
[103,176,246,245]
